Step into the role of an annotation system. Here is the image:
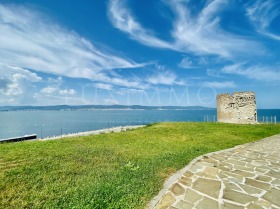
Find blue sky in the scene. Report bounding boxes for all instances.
[0,0,280,108]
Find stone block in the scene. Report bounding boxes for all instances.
[175,200,193,209]
[155,192,176,209]
[232,170,255,178]
[256,175,273,183]
[193,178,221,198]
[178,176,192,187]
[184,189,202,203]
[221,201,243,209]
[262,188,280,207]
[245,178,270,190]
[239,184,263,195]
[223,189,257,204]
[247,203,263,209]
[217,92,257,124]
[196,197,219,209]
[170,183,185,196]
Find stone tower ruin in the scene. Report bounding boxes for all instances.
[217,92,257,124]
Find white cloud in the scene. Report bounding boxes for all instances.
[108,0,173,49]
[40,76,76,96]
[94,72,144,88]
[203,81,236,88]
[59,89,76,95]
[178,57,211,69]
[0,4,143,86]
[246,0,280,40]
[0,64,41,96]
[108,0,261,59]
[48,77,63,86]
[116,88,145,96]
[178,57,193,68]
[40,86,58,94]
[146,70,184,86]
[95,83,113,90]
[170,0,263,58]
[147,73,175,85]
[221,63,280,82]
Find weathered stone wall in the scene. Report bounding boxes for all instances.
[217,92,257,124]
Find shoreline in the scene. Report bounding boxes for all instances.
[39,125,146,141]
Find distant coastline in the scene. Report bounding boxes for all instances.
[0,105,214,112]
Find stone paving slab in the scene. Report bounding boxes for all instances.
[150,134,280,209]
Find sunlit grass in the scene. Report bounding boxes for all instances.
[1,122,279,208]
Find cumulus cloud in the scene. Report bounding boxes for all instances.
[108,0,261,59]
[47,77,63,86]
[0,64,41,96]
[40,76,76,96]
[40,86,58,95]
[59,89,76,96]
[0,4,143,86]
[146,70,185,86]
[246,0,280,40]
[0,64,42,104]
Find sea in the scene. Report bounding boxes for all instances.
[0,109,279,140]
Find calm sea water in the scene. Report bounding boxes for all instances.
[0,109,279,139]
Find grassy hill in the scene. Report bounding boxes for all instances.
[1,122,280,208]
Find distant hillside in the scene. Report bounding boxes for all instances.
[0,105,214,112]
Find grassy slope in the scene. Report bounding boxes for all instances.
[0,122,280,208]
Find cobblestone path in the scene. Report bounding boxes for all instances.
[151,134,280,209]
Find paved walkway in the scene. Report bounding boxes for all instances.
[151,134,280,209]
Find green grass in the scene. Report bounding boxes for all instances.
[1,122,280,208]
